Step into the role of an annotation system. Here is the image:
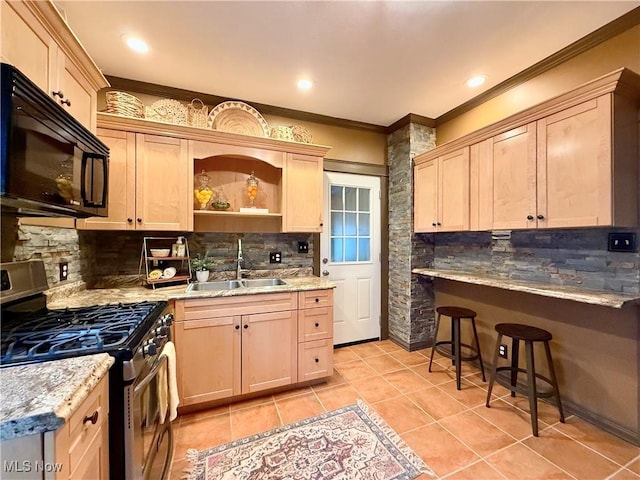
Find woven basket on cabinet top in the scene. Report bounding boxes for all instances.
[104,91,145,118]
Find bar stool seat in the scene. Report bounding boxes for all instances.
[428,306,486,390]
[485,323,565,436]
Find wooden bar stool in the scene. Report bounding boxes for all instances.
[485,323,565,436]
[428,306,486,390]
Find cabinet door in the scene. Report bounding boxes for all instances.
[241,310,297,393]
[1,1,56,96]
[57,53,98,132]
[174,316,241,405]
[470,139,493,231]
[414,159,438,232]
[283,154,323,232]
[136,134,191,230]
[492,123,537,229]
[537,96,613,228]
[69,422,109,480]
[77,129,136,230]
[298,339,333,382]
[438,148,470,231]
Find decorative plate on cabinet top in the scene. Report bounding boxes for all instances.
[145,99,188,125]
[207,101,270,137]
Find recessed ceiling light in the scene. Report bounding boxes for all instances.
[124,36,149,54]
[297,79,314,90]
[466,75,486,88]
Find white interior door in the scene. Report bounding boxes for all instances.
[321,172,381,346]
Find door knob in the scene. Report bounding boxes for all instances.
[322,258,328,264]
[322,270,329,276]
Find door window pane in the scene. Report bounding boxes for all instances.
[358,239,370,261]
[345,187,357,211]
[329,184,372,264]
[331,186,343,210]
[331,212,343,236]
[331,238,343,262]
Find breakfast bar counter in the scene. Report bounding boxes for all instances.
[413,268,640,309]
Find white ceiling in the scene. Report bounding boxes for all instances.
[55,1,637,127]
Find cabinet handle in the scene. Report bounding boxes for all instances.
[527,215,534,220]
[137,218,142,223]
[83,411,99,425]
[314,322,319,327]
[235,325,240,330]
[52,90,64,98]
[537,214,545,220]
[243,324,248,329]
[60,99,71,107]
[314,358,319,363]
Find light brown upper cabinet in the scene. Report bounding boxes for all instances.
[414,147,470,232]
[283,153,325,232]
[1,0,108,132]
[419,68,640,233]
[78,129,191,231]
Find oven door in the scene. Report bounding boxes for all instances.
[130,355,174,480]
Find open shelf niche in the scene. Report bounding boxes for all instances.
[193,155,284,233]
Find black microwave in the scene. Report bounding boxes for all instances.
[1,63,109,218]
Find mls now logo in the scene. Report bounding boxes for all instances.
[4,460,63,473]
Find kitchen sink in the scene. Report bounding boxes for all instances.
[186,280,243,291]
[241,278,288,287]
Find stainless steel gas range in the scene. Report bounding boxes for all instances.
[1,260,175,480]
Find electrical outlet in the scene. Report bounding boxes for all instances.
[269,251,282,264]
[608,233,636,252]
[297,241,309,253]
[59,262,68,281]
[498,344,508,358]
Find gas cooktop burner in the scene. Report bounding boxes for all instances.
[1,301,165,364]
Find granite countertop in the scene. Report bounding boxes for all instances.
[412,268,640,309]
[47,276,336,309]
[0,353,114,441]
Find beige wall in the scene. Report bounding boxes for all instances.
[437,25,640,144]
[435,279,639,442]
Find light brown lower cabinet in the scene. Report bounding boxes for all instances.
[0,375,109,480]
[174,289,334,407]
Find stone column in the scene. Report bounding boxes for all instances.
[387,122,436,350]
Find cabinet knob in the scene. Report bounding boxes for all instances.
[537,214,545,220]
[127,218,133,223]
[527,215,534,220]
[314,358,319,363]
[319,223,323,227]
[137,218,142,223]
[315,298,319,303]
[83,411,99,425]
[60,99,71,107]
[437,222,441,226]
[243,324,248,329]
[235,325,240,330]
[314,322,319,327]
[432,222,437,227]
[52,90,64,98]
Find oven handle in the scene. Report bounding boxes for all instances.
[134,354,168,396]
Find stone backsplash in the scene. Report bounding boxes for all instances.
[429,228,639,295]
[2,219,315,288]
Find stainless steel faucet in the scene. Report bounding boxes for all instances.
[236,238,250,279]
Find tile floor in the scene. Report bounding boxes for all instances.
[169,340,639,479]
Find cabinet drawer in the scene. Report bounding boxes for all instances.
[68,375,109,476]
[298,289,333,309]
[177,292,298,320]
[298,339,333,382]
[298,307,333,342]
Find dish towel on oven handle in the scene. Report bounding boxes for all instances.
[158,341,179,423]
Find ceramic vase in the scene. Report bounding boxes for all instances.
[195,270,210,282]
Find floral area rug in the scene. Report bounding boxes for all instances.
[184,400,434,480]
